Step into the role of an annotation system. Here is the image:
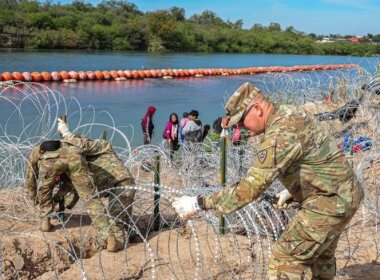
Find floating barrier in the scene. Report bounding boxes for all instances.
[1,64,359,83]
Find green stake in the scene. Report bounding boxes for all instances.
[219,137,227,234]
[153,154,161,231]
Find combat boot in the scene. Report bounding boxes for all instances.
[40,217,52,232]
[106,236,124,252]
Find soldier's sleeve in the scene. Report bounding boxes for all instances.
[25,147,40,200]
[204,131,303,214]
[63,134,112,155]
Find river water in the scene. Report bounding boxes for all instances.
[0,50,378,145]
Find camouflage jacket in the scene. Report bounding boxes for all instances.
[25,135,134,201]
[204,105,364,216]
[24,136,112,199]
[62,135,134,188]
[25,146,41,200]
[61,135,113,156]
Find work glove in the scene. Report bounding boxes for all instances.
[275,189,292,209]
[172,196,200,219]
[57,118,72,138]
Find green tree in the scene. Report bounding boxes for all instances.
[27,12,55,29]
[170,7,185,21]
[0,10,13,33]
[0,1,378,56]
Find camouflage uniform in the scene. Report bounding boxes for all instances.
[25,144,113,241]
[203,83,364,279]
[58,135,136,243]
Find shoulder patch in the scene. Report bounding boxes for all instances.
[254,137,276,168]
[257,150,267,163]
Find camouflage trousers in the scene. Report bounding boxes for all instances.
[55,178,136,243]
[268,208,356,280]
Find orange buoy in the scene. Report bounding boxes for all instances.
[131,70,139,79]
[124,70,132,79]
[155,69,163,77]
[172,69,179,77]
[102,71,111,80]
[32,72,42,82]
[150,70,158,78]
[59,71,69,80]
[178,70,185,77]
[184,70,191,77]
[22,72,32,81]
[86,71,95,80]
[137,70,145,79]
[2,72,12,81]
[117,70,126,78]
[12,72,24,81]
[94,71,104,80]
[110,70,119,79]
[78,71,87,80]
[143,70,152,78]
[162,69,169,76]
[68,71,78,80]
[41,72,51,81]
[51,71,60,81]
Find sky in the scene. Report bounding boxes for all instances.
[56,0,380,35]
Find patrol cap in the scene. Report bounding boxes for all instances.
[40,140,61,153]
[225,82,261,126]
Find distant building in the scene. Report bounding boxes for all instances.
[347,36,365,43]
[317,37,335,43]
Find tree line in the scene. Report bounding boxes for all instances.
[1,0,379,56]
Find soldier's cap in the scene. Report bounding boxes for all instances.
[40,140,61,153]
[225,82,261,126]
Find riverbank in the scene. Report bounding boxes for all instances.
[1,2,379,57]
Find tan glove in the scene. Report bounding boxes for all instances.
[275,189,292,209]
[172,196,200,219]
[57,118,72,137]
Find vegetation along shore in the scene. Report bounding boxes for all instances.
[1,0,380,56]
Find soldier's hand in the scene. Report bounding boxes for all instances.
[275,189,292,209]
[57,118,72,137]
[172,196,200,219]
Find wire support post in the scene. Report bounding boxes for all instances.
[153,154,161,231]
[219,137,227,234]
